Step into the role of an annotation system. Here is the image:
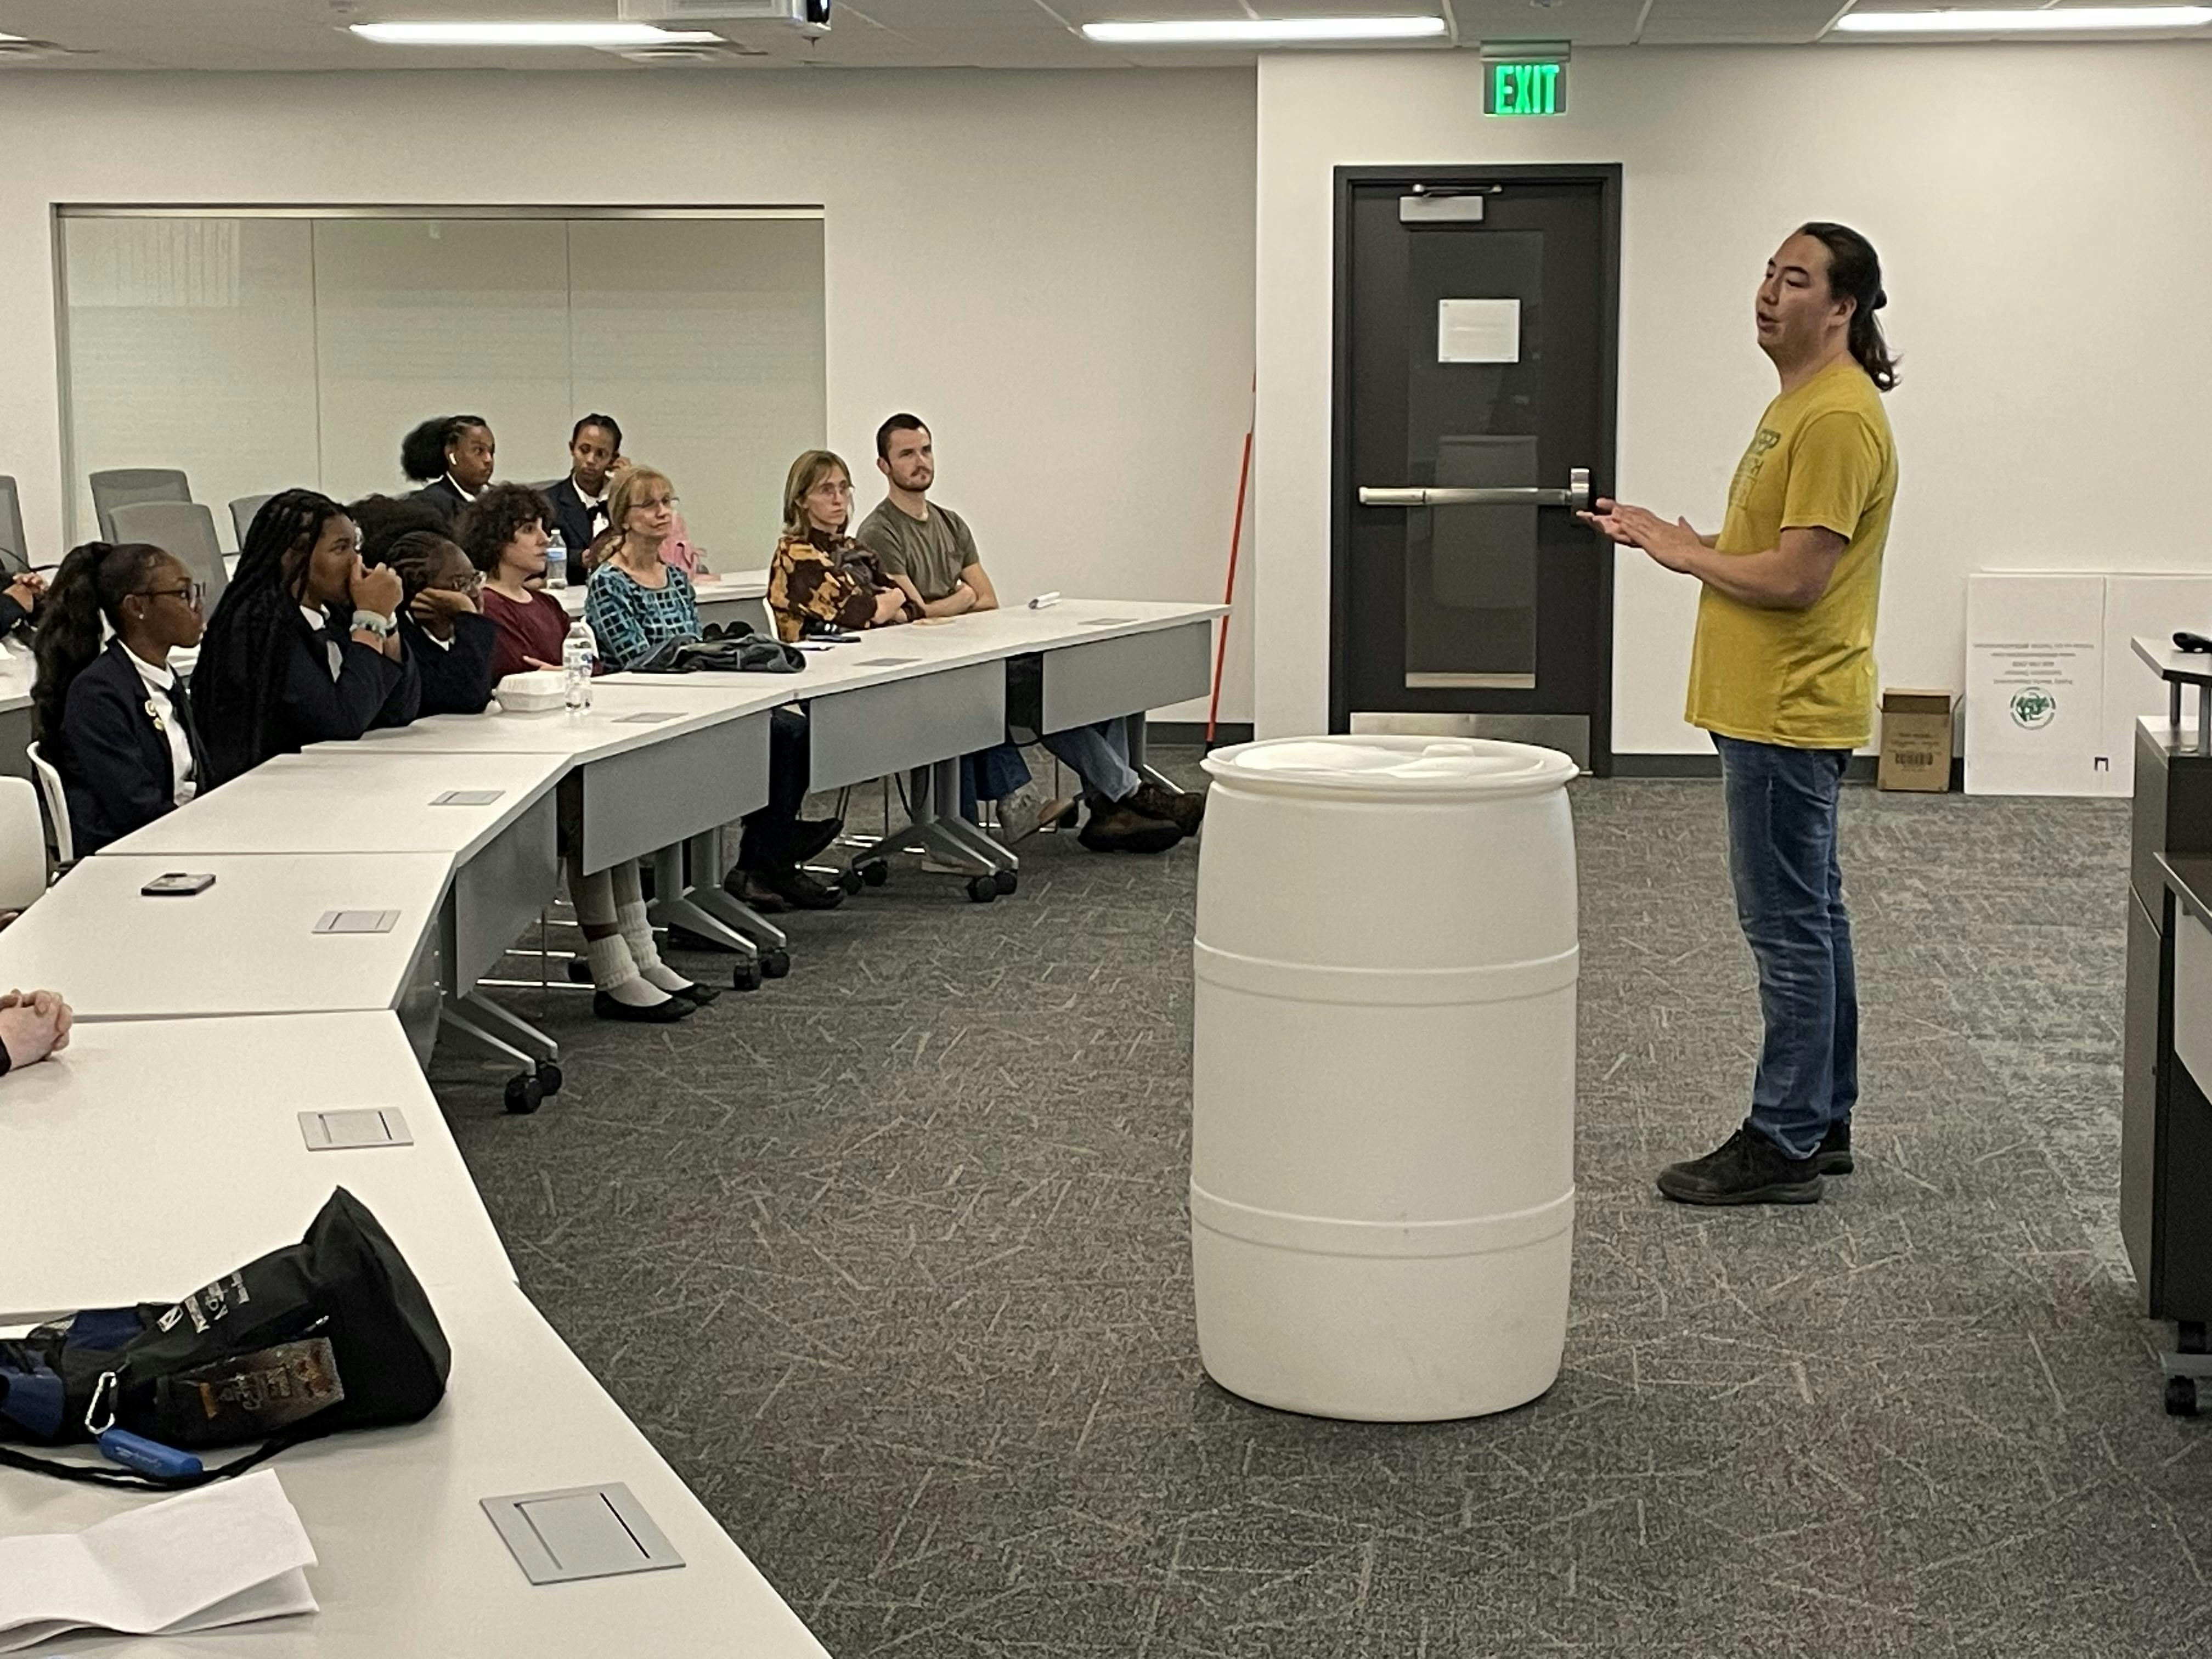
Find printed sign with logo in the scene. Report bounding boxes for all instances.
[1966,573,2106,796]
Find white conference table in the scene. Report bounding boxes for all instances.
[0,1279,830,1659]
[0,852,452,1022]
[103,749,567,863]
[0,1012,513,1323]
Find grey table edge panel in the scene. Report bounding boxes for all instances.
[446,792,563,989]
[1037,621,1212,733]
[806,661,1007,793]
[576,711,771,874]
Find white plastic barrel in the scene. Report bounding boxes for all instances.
[1190,735,1579,1421]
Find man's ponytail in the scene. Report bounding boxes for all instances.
[1798,221,1899,393]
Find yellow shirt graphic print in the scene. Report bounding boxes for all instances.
[1684,358,1898,751]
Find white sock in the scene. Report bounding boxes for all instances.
[614,901,693,993]
[586,934,671,1007]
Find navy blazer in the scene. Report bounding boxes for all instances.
[53,638,208,855]
[400,610,496,717]
[539,477,605,562]
[409,476,473,531]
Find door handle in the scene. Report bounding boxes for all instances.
[1359,468,1592,511]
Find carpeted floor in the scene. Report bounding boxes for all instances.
[434,755,2212,1657]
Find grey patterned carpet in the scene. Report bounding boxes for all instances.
[434,757,2211,1657]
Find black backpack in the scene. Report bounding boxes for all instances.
[0,1188,451,1489]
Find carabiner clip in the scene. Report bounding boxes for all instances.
[84,1370,118,1437]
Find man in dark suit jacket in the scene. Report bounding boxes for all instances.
[541,413,623,556]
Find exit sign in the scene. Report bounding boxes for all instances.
[1485,59,1566,117]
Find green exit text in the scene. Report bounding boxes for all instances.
[1486,60,1566,117]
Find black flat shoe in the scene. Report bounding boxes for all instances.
[669,980,721,1006]
[592,989,695,1024]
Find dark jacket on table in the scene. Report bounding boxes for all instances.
[539,477,606,560]
[409,476,473,531]
[0,589,34,642]
[51,637,208,855]
[400,610,496,716]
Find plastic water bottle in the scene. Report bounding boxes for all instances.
[562,616,596,712]
[543,531,568,591]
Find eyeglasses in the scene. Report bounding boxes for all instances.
[431,570,484,593]
[136,582,204,608]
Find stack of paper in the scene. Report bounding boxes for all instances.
[0,1470,317,1650]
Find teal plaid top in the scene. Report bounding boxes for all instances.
[584,562,699,673]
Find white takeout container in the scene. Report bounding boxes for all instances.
[494,670,568,713]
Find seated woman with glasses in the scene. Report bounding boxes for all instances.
[348,493,495,717]
[767,449,915,642]
[586,465,845,913]
[30,540,207,854]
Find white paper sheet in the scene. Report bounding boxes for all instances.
[0,1470,318,1651]
[1438,298,1521,364]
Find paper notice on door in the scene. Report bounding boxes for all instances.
[1438,298,1521,364]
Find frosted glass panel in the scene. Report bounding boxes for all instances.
[61,217,318,546]
[568,218,826,569]
[57,211,826,557]
[312,218,572,503]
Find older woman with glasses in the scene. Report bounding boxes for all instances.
[30,539,208,854]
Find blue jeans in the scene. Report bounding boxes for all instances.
[960,744,1032,821]
[1716,735,1859,1160]
[958,721,1141,821]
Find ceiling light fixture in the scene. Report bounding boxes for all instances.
[349,21,723,47]
[1832,5,2212,34]
[1081,16,1448,46]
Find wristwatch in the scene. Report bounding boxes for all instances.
[350,609,396,639]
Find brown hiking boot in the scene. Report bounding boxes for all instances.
[1077,793,1183,854]
[1130,780,1206,838]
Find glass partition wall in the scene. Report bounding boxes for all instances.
[55,207,827,563]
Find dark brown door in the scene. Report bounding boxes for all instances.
[1331,166,1620,772]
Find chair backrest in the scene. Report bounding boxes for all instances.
[24,740,72,866]
[0,776,49,910]
[91,468,191,541]
[107,501,228,612]
[0,474,26,575]
[229,493,274,551]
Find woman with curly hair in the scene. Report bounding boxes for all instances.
[454,483,571,682]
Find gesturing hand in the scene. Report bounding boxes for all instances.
[1578,499,1704,574]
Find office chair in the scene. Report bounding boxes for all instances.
[106,501,228,613]
[90,468,191,543]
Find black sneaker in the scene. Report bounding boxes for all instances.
[1656,1127,1823,1206]
[1130,780,1206,838]
[1077,794,1183,854]
[748,863,846,911]
[1814,1120,1853,1176]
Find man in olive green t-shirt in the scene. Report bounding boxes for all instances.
[853,415,1204,853]
[1582,223,1900,1208]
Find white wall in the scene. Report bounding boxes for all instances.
[0,69,1256,721]
[1255,43,2212,749]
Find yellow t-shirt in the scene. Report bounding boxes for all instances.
[1684,357,1898,750]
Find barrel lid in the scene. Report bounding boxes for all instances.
[1201,735,1577,799]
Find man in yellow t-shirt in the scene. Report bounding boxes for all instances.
[1582,223,1900,1207]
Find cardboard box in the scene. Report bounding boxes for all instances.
[1880,689,1955,792]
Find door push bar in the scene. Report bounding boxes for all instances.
[1359,467,1591,512]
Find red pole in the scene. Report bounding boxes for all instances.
[1206,395,1255,748]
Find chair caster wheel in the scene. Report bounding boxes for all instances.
[732,959,764,991]
[536,1060,563,1097]
[838,867,865,895]
[994,870,1017,896]
[761,948,791,979]
[1054,802,1080,830]
[504,1073,544,1115]
[2169,1376,2199,1418]
[966,875,998,904]
[860,857,890,887]
[566,958,591,984]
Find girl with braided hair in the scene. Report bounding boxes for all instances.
[31,539,206,853]
[191,489,419,787]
